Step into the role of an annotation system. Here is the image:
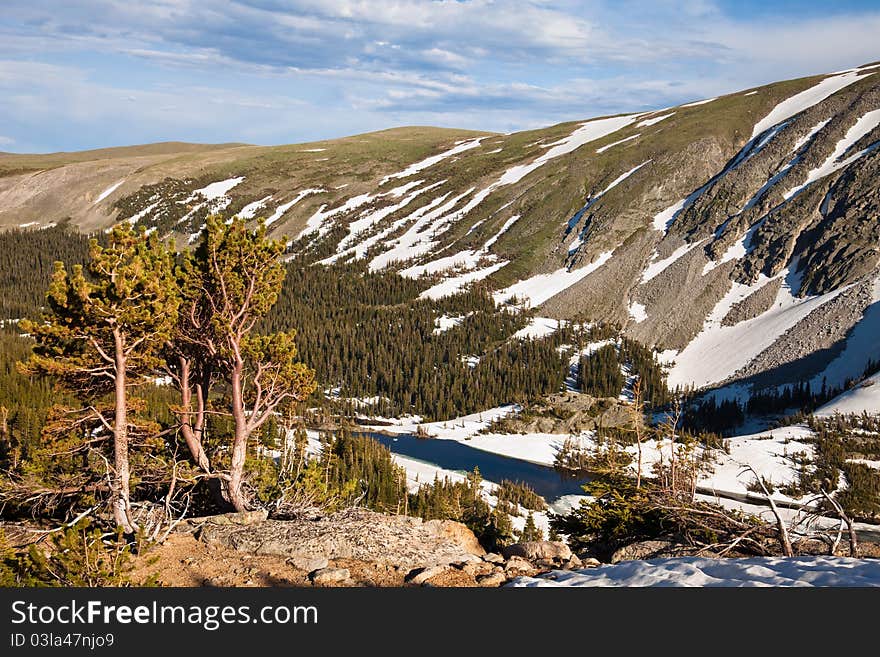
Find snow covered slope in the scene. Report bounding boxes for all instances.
[5,62,880,411]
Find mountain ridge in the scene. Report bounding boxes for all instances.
[2,62,880,409]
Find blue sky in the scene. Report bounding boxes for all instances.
[1,1,879,153]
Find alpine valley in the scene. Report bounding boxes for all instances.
[3,61,880,587]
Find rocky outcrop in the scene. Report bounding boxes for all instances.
[196,508,485,570]
[494,393,633,434]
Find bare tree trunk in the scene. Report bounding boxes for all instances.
[820,489,859,557]
[112,330,136,533]
[228,361,249,512]
[747,465,792,556]
[177,356,211,472]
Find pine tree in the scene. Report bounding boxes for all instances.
[187,216,316,511]
[19,224,179,531]
[518,511,544,542]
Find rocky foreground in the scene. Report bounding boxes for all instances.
[132,508,591,587]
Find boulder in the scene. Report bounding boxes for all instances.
[504,556,536,574]
[287,555,329,572]
[405,564,456,585]
[610,540,677,564]
[423,519,486,556]
[503,541,572,563]
[476,572,507,587]
[309,567,350,585]
[482,552,505,564]
[562,555,583,569]
[198,508,483,570]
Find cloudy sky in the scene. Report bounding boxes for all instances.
[2,0,879,152]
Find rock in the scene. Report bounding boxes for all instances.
[309,567,350,585]
[460,561,494,577]
[405,564,455,585]
[503,541,572,563]
[504,556,536,573]
[476,572,507,587]
[423,519,486,556]
[610,540,677,564]
[580,557,601,568]
[483,552,505,564]
[198,508,483,570]
[286,555,329,572]
[562,555,582,569]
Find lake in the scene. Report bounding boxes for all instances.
[362,432,592,502]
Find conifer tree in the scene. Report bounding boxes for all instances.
[188,216,316,510]
[519,511,544,542]
[19,225,179,531]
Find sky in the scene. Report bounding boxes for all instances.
[1,0,879,153]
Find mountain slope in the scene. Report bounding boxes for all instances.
[3,62,880,409]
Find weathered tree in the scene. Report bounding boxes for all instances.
[19,225,179,531]
[188,216,316,511]
[161,252,217,474]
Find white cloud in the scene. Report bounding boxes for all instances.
[1,1,879,151]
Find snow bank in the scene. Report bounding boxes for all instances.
[94,180,124,204]
[298,191,368,238]
[783,109,880,200]
[267,189,325,227]
[513,317,562,340]
[498,115,640,187]
[492,250,614,308]
[667,268,849,389]
[379,138,484,185]
[680,98,716,108]
[510,556,880,587]
[816,373,880,416]
[637,112,675,127]
[190,176,245,202]
[751,70,873,138]
[237,195,272,220]
[628,301,648,323]
[596,134,640,154]
[418,261,508,300]
[641,239,705,283]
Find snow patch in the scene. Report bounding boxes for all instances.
[751,70,873,138]
[783,109,880,200]
[637,112,675,127]
[680,97,716,108]
[268,188,325,227]
[628,301,648,323]
[595,134,640,154]
[379,138,484,185]
[668,268,850,389]
[418,261,508,300]
[641,239,705,283]
[513,317,562,340]
[94,180,124,204]
[493,250,614,308]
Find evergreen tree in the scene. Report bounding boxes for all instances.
[187,216,316,510]
[19,224,179,531]
[518,512,544,542]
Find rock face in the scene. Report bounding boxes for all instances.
[196,508,484,570]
